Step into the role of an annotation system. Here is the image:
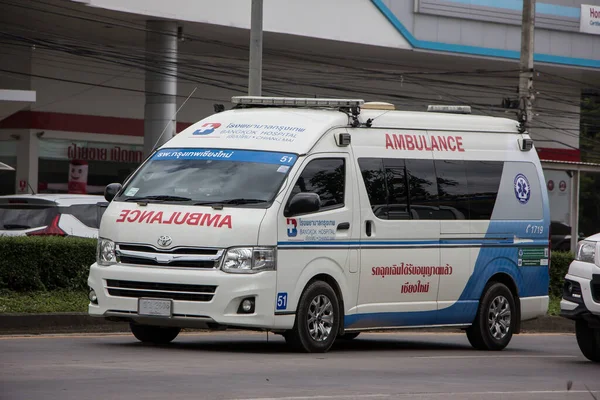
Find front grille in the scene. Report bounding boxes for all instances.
[106,279,217,302]
[116,243,222,269]
[592,275,600,303]
[118,244,219,255]
[118,256,217,269]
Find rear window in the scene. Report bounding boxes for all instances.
[0,205,59,230]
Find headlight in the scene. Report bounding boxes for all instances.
[221,247,276,274]
[97,238,116,266]
[575,240,596,263]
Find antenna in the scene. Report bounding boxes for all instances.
[150,86,198,153]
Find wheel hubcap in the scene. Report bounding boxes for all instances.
[307,294,334,342]
[488,295,511,340]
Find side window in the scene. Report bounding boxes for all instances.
[383,158,409,220]
[405,159,440,220]
[290,158,345,210]
[358,158,389,219]
[358,158,412,220]
[434,160,469,219]
[465,161,503,220]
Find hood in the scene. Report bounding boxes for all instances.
[100,201,268,248]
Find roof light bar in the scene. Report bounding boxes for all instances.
[232,96,364,108]
[427,105,472,114]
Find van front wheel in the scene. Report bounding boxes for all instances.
[466,282,515,351]
[130,323,181,344]
[575,319,600,362]
[285,281,340,353]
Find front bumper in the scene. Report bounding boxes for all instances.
[87,262,288,330]
[560,261,600,328]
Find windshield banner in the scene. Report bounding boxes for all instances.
[152,148,297,165]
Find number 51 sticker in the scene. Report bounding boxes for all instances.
[276,292,288,310]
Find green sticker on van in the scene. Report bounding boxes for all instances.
[518,247,549,267]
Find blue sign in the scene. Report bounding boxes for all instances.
[276,292,288,310]
[152,148,298,166]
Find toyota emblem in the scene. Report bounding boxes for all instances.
[157,235,172,247]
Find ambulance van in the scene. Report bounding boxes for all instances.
[87,96,551,353]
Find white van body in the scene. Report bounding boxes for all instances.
[87,97,551,352]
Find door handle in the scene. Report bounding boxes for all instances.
[365,220,372,237]
[337,222,350,230]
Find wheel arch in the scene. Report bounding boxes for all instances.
[486,272,521,334]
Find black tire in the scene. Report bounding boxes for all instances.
[285,280,340,353]
[575,319,600,362]
[466,282,515,351]
[130,323,181,344]
[337,332,360,341]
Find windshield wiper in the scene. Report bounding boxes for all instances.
[220,198,268,205]
[193,198,267,206]
[125,195,192,202]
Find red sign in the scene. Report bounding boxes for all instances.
[68,143,143,163]
[385,133,465,152]
[116,209,232,229]
[547,180,554,191]
[19,180,27,192]
[559,180,567,192]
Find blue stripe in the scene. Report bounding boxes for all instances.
[440,0,580,18]
[277,239,549,247]
[371,0,600,69]
[152,148,298,165]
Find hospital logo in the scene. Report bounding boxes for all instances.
[514,173,531,205]
[286,218,298,237]
[193,122,221,135]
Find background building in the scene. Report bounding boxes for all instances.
[1,0,599,233]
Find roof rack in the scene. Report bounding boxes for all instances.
[231,96,364,108]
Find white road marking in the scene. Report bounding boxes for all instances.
[229,390,600,400]
[410,355,576,359]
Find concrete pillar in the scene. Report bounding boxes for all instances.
[15,130,39,194]
[144,20,178,157]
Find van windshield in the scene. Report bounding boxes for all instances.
[115,148,298,206]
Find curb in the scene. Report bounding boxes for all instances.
[0,313,575,335]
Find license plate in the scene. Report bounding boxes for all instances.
[138,298,172,317]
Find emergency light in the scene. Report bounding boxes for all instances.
[427,105,472,114]
[232,96,364,108]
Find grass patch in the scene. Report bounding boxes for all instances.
[0,290,88,313]
[548,296,561,316]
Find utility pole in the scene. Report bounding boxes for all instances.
[518,0,536,133]
[248,0,263,96]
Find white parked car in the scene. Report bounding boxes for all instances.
[560,233,600,362]
[0,194,107,239]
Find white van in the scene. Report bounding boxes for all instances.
[87,97,551,353]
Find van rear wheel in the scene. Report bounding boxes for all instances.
[285,281,340,353]
[466,282,515,351]
[575,319,600,362]
[130,323,181,344]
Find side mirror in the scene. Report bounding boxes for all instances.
[286,192,321,217]
[104,183,122,202]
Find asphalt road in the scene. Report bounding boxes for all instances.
[1,331,598,400]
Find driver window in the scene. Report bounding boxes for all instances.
[289,158,345,210]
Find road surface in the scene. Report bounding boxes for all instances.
[1,331,598,400]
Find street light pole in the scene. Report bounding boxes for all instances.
[518,0,536,132]
[248,0,263,96]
